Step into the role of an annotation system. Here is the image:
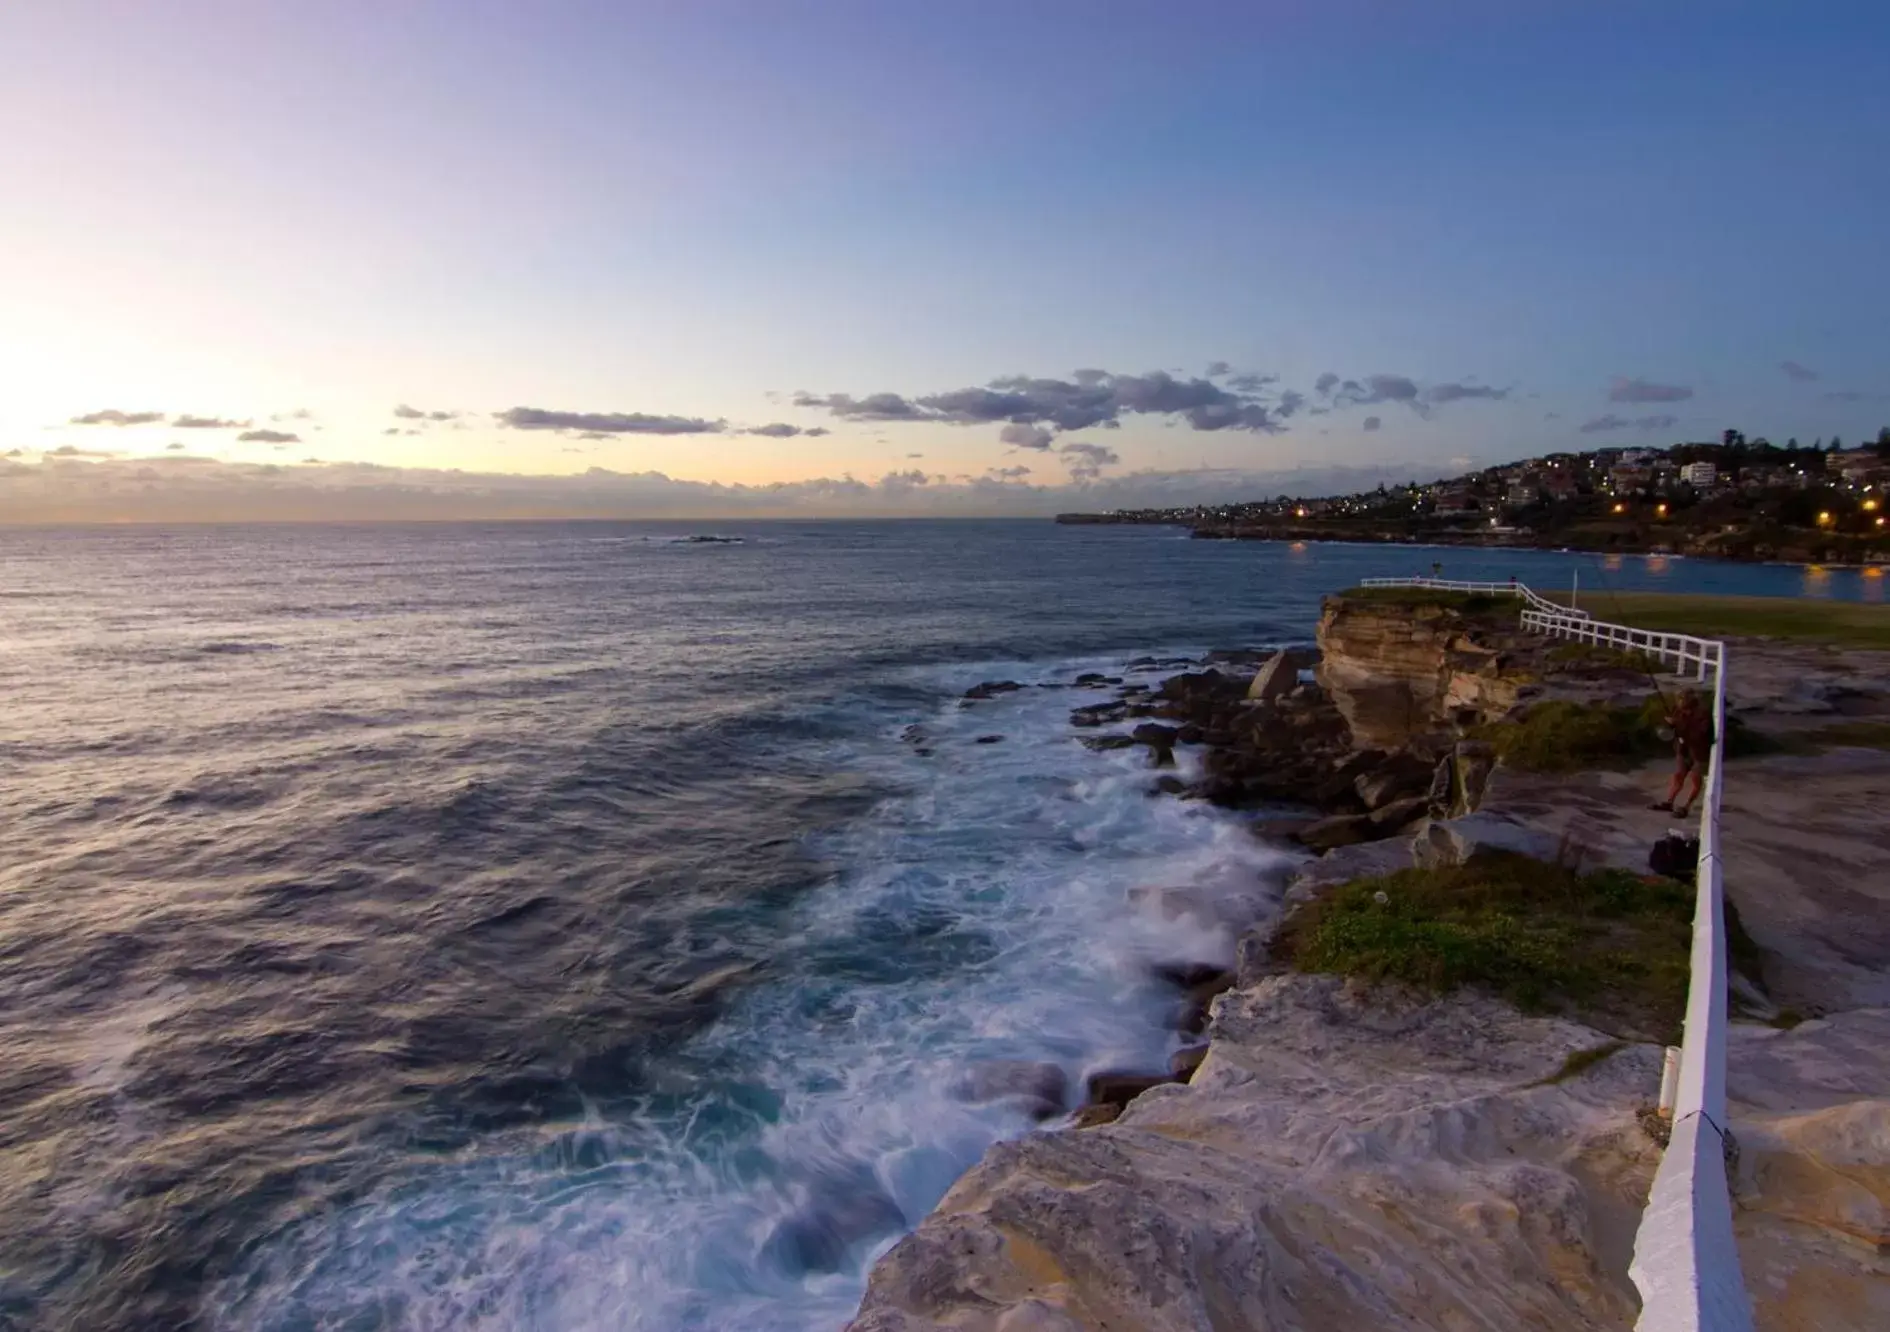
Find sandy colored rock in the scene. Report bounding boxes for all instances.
[848,974,1663,1332]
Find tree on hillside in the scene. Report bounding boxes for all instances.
[1876,426,1890,459]
[1831,436,1844,452]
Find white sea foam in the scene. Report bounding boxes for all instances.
[208,652,1295,1332]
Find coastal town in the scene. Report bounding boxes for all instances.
[1059,429,1890,564]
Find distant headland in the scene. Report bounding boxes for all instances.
[1059,431,1890,565]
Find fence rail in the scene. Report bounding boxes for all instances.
[1364,576,1751,1331]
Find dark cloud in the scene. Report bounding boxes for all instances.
[1226,372,1270,393]
[1313,372,1340,396]
[990,465,1033,479]
[906,452,924,458]
[394,404,460,422]
[166,441,187,450]
[238,429,301,444]
[496,407,725,435]
[1780,361,1819,383]
[999,423,1056,451]
[575,431,614,441]
[1362,416,1382,432]
[1205,361,1233,377]
[744,422,829,438]
[382,427,400,436]
[1578,413,1679,434]
[798,369,1293,436]
[172,414,251,429]
[50,444,117,457]
[273,408,315,423]
[1608,377,1693,404]
[70,409,163,426]
[1423,382,1508,404]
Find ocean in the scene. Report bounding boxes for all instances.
[0,520,1874,1332]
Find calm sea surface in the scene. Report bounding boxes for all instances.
[0,521,1873,1331]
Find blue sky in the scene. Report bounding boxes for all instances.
[3,1,1888,518]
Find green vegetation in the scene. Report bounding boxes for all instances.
[1277,849,1696,1041]
[1544,641,1665,675]
[1474,698,1668,772]
[1544,590,1890,650]
[1339,585,1510,614]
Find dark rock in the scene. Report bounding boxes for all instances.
[1246,647,1318,702]
[1148,744,1177,770]
[1297,812,1380,851]
[1072,1102,1122,1128]
[1131,723,1181,748]
[963,680,1022,701]
[1081,734,1138,751]
[1178,971,1237,1035]
[1084,1070,1173,1109]
[975,735,1004,745]
[1205,649,1268,666]
[1069,701,1130,728]
[1251,816,1318,843]
[1176,724,1206,745]
[1169,1044,1210,1081]
[953,1060,1070,1121]
[1353,750,1438,810]
[1150,776,1187,796]
[1072,672,1123,688]
[1312,749,1386,806]
[1369,794,1431,831]
[1151,962,1231,991]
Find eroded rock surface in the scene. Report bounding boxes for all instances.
[848,975,1662,1332]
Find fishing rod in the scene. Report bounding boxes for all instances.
[1581,554,1682,733]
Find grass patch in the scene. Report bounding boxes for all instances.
[1338,586,1512,615]
[1475,698,1667,772]
[1542,591,1890,651]
[1545,641,1666,675]
[1277,849,1695,1041]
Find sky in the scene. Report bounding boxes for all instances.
[3,0,1889,520]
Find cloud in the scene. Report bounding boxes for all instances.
[906,452,924,458]
[171,415,250,429]
[495,406,725,435]
[575,431,614,440]
[999,423,1056,451]
[1780,360,1820,382]
[238,429,301,443]
[1205,361,1233,377]
[744,422,830,438]
[1608,377,1693,403]
[1362,416,1382,432]
[70,409,163,426]
[990,465,1032,479]
[382,427,400,435]
[1423,382,1508,404]
[1578,413,1679,434]
[1823,390,1890,403]
[272,408,315,422]
[394,404,460,422]
[166,441,187,450]
[49,444,118,457]
[797,367,1295,437]
[1058,440,1121,480]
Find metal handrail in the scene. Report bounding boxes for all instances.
[1368,575,1750,1330]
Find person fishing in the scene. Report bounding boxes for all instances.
[1651,689,1714,818]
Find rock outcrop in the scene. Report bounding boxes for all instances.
[848,975,1662,1332]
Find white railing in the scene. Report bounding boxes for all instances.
[1357,574,1590,620]
[1366,576,1750,1331]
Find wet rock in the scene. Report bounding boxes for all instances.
[963,680,1022,701]
[1072,672,1122,688]
[1130,722,1180,748]
[1251,816,1318,844]
[1176,723,1206,745]
[1080,734,1137,752]
[954,1060,1070,1122]
[1150,961,1230,991]
[975,735,1004,745]
[1071,1102,1122,1129]
[1178,971,1237,1036]
[1069,701,1129,728]
[1149,775,1187,796]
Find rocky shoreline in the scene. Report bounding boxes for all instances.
[848,590,1890,1330]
